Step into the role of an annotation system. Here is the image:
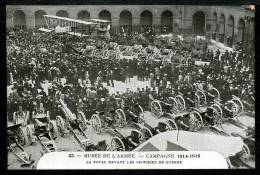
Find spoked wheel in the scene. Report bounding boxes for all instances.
[137,105,145,123]
[240,143,251,163]
[56,116,65,137]
[168,97,179,114]
[91,49,96,57]
[151,100,162,118]
[140,126,153,140]
[195,90,207,106]
[15,126,28,146]
[90,114,102,134]
[231,98,244,115]
[77,111,88,130]
[48,120,58,140]
[25,125,34,145]
[165,119,178,131]
[241,94,255,111]
[111,137,125,151]
[210,104,223,121]
[226,158,233,169]
[115,109,126,128]
[208,106,222,125]
[210,87,220,99]
[103,50,108,57]
[133,129,145,144]
[188,111,203,132]
[225,101,238,117]
[194,93,200,107]
[175,95,186,111]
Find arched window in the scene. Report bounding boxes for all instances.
[56,10,69,27]
[13,10,26,30]
[227,16,235,47]
[219,14,225,34]
[212,12,217,32]
[140,10,153,26]
[237,18,245,42]
[193,11,205,35]
[56,10,69,18]
[119,10,132,34]
[140,10,153,35]
[99,10,111,21]
[218,14,226,43]
[35,10,47,28]
[78,10,90,21]
[161,10,173,33]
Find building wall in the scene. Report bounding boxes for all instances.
[6,5,255,48]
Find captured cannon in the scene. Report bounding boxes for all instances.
[119,97,178,140]
[24,102,58,155]
[90,109,126,134]
[55,97,94,151]
[151,95,203,132]
[7,123,35,168]
[109,128,146,151]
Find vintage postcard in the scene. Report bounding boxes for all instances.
[6,4,255,169]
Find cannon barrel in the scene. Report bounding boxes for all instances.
[58,98,76,121]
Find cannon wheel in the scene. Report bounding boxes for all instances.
[232,98,244,115]
[25,125,34,145]
[48,120,58,140]
[225,101,238,117]
[77,111,88,130]
[188,111,203,132]
[240,143,251,163]
[137,105,145,123]
[175,95,186,111]
[194,93,200,107]
[111,137,125,151]
[208,106,222,125]
[211,87,220,99]
[56,116,65,137]
[226,158,233,169]
[165,119,178,131]
[115,109,126,128]
[210,104,223,120]
[140,126,153,140]
[103,50,108,57]
[15,126,28,146]
[195,90,206,106]
[91,49,96,57]
[151,100,162,118]
[133,129,145,143]
[168,97,179,114]
[91,114,102,134]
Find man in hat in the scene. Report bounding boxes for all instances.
[162,74,168,88]
[96,98,114,127]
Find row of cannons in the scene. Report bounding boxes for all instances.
[84,43,179,62]
[8,87,254,168]
[150,87,254,166]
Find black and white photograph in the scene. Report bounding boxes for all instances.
[6,4,255,169]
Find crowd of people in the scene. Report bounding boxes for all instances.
[7,28,255,123]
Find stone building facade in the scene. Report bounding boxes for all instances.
[6,5,255,49]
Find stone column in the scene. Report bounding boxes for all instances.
[26,12,35,29]
[111,17,119,34]
[173,18,179,34]
[153,16,161,34]
[132,16,140,32]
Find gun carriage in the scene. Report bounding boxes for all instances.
[7,123,35,168]
[55,97,94,151]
